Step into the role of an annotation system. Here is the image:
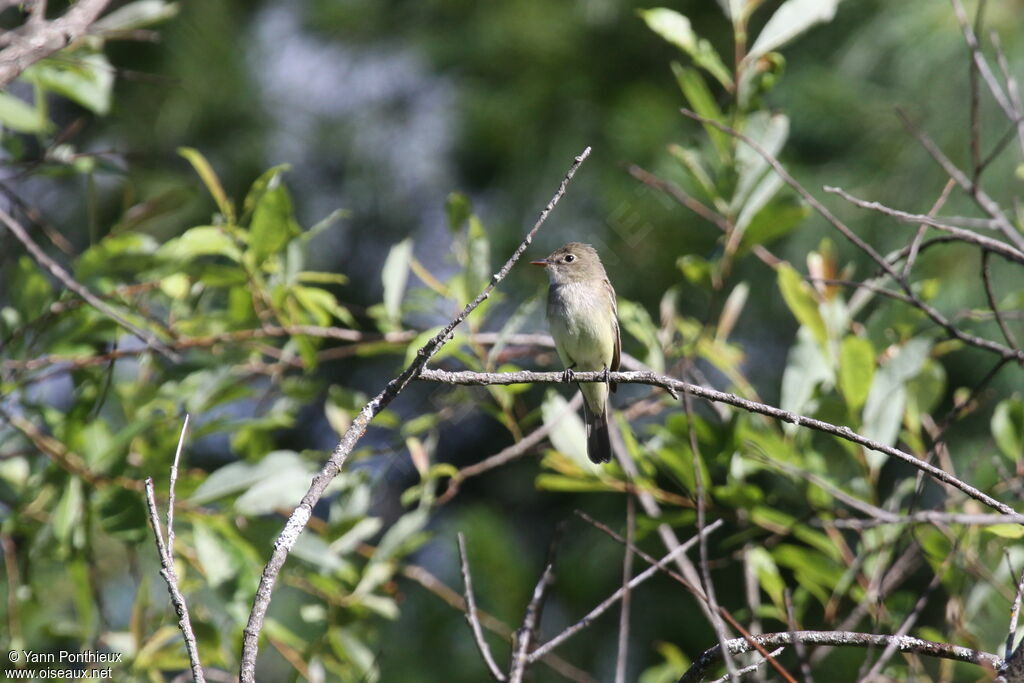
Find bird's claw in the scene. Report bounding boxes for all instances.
[562,366,576,383]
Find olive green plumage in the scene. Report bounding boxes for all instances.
[533,242,620,463]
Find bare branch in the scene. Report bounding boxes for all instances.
[527,520,724,665]
[398,559,592,681]
[822,185,1024,267]
[510,538,558,683]
[418,368,1019,516]
[861,553,953,680]
[238,147,592,682]
[679,631,1002,683]
[0,206,179,361]
[145,419,205,683]
[457,534,507,682]
[895,109,1024,252]
[0,0,111,88]
[1007,563,1024,662]
[982,251,1021,353]
[614,497,635,683]
[707,648,786,683]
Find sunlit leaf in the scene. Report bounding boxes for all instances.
[22,49,114,115]
[178,148,235,223]
[747,0,842,62]
[382,239,413,327]
[640,9,734,89]
[992,397,1024,463]
[777,263,827,346]
[838,335,874,411]
[671,63,731,161]
[0,91,49,133]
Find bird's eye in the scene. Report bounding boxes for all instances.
[564,254,575,263]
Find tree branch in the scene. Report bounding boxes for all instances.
[145,417,205,683]
[0,0,111,88]
[679,631,1002,683]
[457,534,507,682]
[417,368,1018,516]
[0,206,179,361]
[238,146,592,682]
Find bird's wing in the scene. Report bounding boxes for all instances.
[605,278,621,372]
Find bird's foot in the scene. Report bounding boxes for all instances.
[561,365,576,383]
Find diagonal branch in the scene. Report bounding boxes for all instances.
[145,418,205,683]
[0,0,111,88]
[457,534,507,682]
[0,206,180,361]
[417,368,1019,517]
[238,146,592,682]
[679,631,1002,683]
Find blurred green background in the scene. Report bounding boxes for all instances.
[2,0,1023,681]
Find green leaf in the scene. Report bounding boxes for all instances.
[984,524,1024,539]
[839,336,875,411]
[465,216,491,298]
[639,9,734,89]
[780,326,833,418]
[22,49,114,115]
[95,487,148,543]
[93,0,180,31]
[541,389,589,468]
[54,477,85,550]
[862,338,931,461]
[746,546,785,610]
[671,63,731,162]
[158,225,241,262]
[619,298,664,372]
[777,263,827,346]
[0,91,49,133]
[250,178,300,261]
[382,239,413,327]
[445,192,471,232]
[193,520,237,588]
[732,112,789,216]
[992,397,1024,463]
[738,194,809,253]
[190,451,315,510]
[746,0,841,62]
[178,147,235,223]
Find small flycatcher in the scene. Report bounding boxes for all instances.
[532,242,620,463]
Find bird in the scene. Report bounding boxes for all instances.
[531,242,620,463]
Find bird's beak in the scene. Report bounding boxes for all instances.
[530,259,548,267]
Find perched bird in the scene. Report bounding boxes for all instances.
[532,242,620,463]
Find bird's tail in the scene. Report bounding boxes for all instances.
[583,401,612,464]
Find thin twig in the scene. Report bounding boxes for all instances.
[510,531,560,683]
[707,648,786,683]
[614,497,635,683]
[166,414,189,554]
[239,147,592,682]
[457,534,507,682]
[862,551,955,680]
[437,393,583,505]
[1007,564,1024,662]
[576,511,796,683]
[526,520,724,665]
[0,206,179,361]
[823,186,1024,267]
[145,418,205,683]
[418,368,1019,516]
[903,179,956,279]
[0,0,111,88]
[895,109,1024,252]
[680,631,1001,683]
[398,558,592,681]
[685,389,738,679]
[981,250,1020,353]
[784,589,814,683]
